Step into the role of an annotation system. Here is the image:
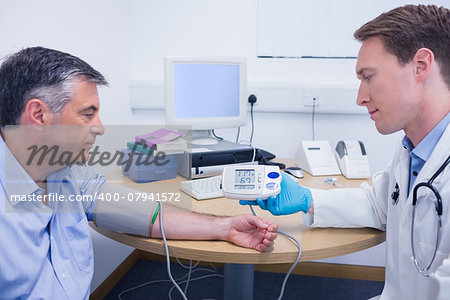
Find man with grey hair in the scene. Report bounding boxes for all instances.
[0,47,278,299]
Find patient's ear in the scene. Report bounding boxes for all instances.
[20,99,52,126]
[412,48,433,82]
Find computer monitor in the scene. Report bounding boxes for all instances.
[165,57,247,145]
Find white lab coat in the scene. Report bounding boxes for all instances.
[308,124,450,300]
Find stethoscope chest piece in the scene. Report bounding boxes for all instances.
[391,183,400,205]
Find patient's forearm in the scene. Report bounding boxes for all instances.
[150,204,230,240]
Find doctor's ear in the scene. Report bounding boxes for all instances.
[412,48,434,82]
[21,99,53,127]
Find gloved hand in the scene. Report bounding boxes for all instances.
[239,172,312,215]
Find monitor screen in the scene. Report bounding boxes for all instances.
[165,57,247,131]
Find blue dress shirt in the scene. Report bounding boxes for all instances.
[402,113,450,194]
[0,136,106,299]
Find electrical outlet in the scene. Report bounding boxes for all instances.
[304,96,319,107]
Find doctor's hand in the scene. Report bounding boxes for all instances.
[239,172,312,216]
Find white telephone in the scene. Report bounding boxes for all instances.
[295,140,341,176]
[335,140,371,179]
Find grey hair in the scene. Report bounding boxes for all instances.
[24,74,80,114]
[0,47,108,125]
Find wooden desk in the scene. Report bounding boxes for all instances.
[91,162,385,299]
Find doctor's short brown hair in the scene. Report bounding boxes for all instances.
[354,4,450,89]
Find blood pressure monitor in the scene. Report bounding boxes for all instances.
[221,165,282,200]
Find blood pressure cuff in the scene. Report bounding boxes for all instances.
[94,183,159,237]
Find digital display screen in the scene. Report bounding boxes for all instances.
[235,184,255,190]
[174,63,240,118]
[235,169,255,184]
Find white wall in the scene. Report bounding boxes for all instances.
[2,0,434,292]
[128,0,404,171]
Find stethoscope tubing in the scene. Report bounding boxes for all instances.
[410,155,450,276]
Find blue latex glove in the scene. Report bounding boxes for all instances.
[239,172,312,215]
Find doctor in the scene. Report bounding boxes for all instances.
[242,4,450,299]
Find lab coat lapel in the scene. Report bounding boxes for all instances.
[393,145,410,205]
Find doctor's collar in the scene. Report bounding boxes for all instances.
[402,136,414,152]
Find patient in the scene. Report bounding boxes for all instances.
[0,46,278,299]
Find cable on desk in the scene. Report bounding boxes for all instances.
[249,205,302,300]
[235,127,241,143]
[211,129,224,141]
[235,95,257,146]
[252,146,257,163]
[311,96,317,140]
[249,101,255,145]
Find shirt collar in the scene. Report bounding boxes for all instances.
[0,132,42,207]
[0,132,72,207]
[402,112,450,162]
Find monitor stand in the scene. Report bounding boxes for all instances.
[190,130,220,145]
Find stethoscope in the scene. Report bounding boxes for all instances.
[410,155,450,277]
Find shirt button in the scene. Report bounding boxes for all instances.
[61,273,68,279]
[413,171,418,176]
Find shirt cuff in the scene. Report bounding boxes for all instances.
[302,212,314,227]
